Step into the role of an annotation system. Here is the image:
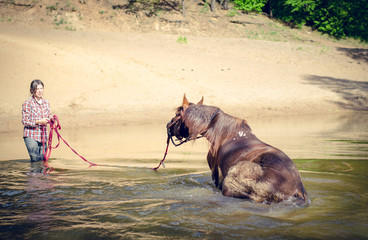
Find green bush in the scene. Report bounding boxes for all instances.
[270,0,368,41]
[234,0,268,12]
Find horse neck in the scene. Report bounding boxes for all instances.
[204,111,254,154]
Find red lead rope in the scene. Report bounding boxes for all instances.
[42,115,97,167]
[152,136,170,170]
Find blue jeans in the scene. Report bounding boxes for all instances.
[23,137,47,162]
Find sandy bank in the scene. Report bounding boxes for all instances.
[0,25,367,133]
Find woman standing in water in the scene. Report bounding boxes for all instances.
[22,79,52,162]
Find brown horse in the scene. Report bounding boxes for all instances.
[167,95,308,204]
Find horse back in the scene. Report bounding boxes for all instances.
[210,138,307,203]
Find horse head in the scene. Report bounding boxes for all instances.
[167,94,206,144]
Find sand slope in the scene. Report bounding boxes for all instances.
[0,24,367,132]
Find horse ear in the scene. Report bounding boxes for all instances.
[182,94,189,110]
[197,96,204,105]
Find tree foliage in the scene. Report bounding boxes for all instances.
[233,0,268,12]
[232,0,368,42]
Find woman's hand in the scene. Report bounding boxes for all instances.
[36,118,50,125]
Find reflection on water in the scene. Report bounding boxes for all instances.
[0,113,367,239]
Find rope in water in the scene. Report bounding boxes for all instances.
[42,115,97,167]
[152,136,170,170]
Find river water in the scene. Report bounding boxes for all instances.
[0,113,367,239]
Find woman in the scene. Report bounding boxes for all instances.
[22,79,53,162]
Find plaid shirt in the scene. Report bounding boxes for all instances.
[22,96,52,143]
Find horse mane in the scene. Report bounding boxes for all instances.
[182,105,249,155]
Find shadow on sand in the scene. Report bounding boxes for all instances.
[304,75,368,111]
[337,47,368,64]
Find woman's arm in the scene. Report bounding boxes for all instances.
[22,101,36,127]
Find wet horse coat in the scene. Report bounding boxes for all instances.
[167,95,307,204]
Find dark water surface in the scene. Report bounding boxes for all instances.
[1,113,367,239]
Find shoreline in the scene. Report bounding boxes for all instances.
[2,111,367,161]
